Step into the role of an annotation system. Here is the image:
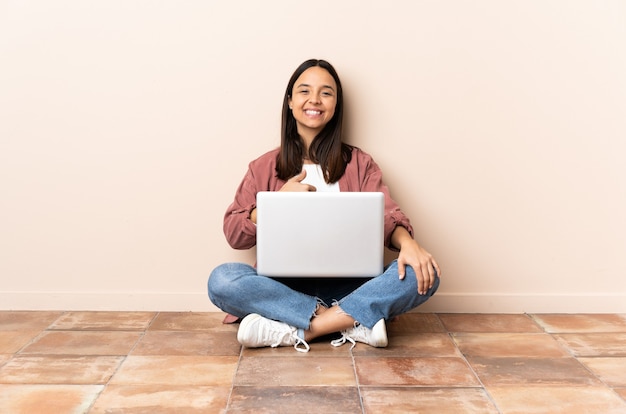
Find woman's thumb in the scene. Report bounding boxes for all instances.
[295,169,307,181]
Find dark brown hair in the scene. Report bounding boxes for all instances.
[276,59,353,183]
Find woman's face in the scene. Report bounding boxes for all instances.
[288,66,337,139]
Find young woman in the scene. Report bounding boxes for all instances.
[208,59,440,352]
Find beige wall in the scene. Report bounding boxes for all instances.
[1,1,625,312]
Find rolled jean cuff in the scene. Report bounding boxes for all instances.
[336,261,439,328]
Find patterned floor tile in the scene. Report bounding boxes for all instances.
[0,384,103,414]
[355,357,479,386]
[553,333,626,357]
[241,340,351,357]
[438,313,543,333]
[531,314,626,333]
[361,387,499,414]
[487,386,626,414]
[452,333,569,358]
[468,356,602,386]
[387,313,446,334]
[49,311,156,331]
[20,331,142,355]
[353,333,460,357]
[149,312,237,332]
[235,356,356,386]
[109,355,238,386]
[89,385,231,414]
[0,312,62,331]
[0,331,41,354]
[132,330,241,356]
[228,386,361,413]
[0,356,123,384]
[0,355,11,367]
[614,388,626,401]
[578,357,626,387]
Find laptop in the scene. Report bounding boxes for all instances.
[255,191,384,277]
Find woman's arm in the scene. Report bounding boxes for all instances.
[221,149,301,249]
[222,172,259,250]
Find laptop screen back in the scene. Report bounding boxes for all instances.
[256,192,384,277]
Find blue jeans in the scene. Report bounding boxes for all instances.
[208,260,439,330]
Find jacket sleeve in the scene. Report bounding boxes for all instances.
[222,166,260,250]
[359,154,414,251]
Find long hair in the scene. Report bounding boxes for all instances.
[276,59,353,183]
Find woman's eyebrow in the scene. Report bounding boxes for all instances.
[295,83,335,91]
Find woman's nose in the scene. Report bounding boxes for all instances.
[308,94,321,104]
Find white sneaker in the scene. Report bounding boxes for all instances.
[237,313,310,353]
[331,319,388,349]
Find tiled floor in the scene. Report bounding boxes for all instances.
[1,312,626,413]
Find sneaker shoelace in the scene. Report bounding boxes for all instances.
[330,333,356,349]
[266,321,310,353]
[330,323,368,350]
[293,336,310,353]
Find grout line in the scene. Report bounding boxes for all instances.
[143,311,160,331]
[526,313,550,333]
[435,313,504,414]
[84,311,159,413]
[350,346,366,414]
[10,311,68,357]
[223,326,244,413]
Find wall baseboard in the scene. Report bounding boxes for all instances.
[0,292,216,312]
[1,291,625,313]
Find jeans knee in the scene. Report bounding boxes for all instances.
[207,263,234,301]
[208,262,253,300]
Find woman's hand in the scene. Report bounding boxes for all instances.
[279,170,316,192]
[251,170,316,224]
[392,227,441,295]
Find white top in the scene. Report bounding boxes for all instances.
[301,164,340,192]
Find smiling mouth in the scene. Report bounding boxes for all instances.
[304,109,322,116]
